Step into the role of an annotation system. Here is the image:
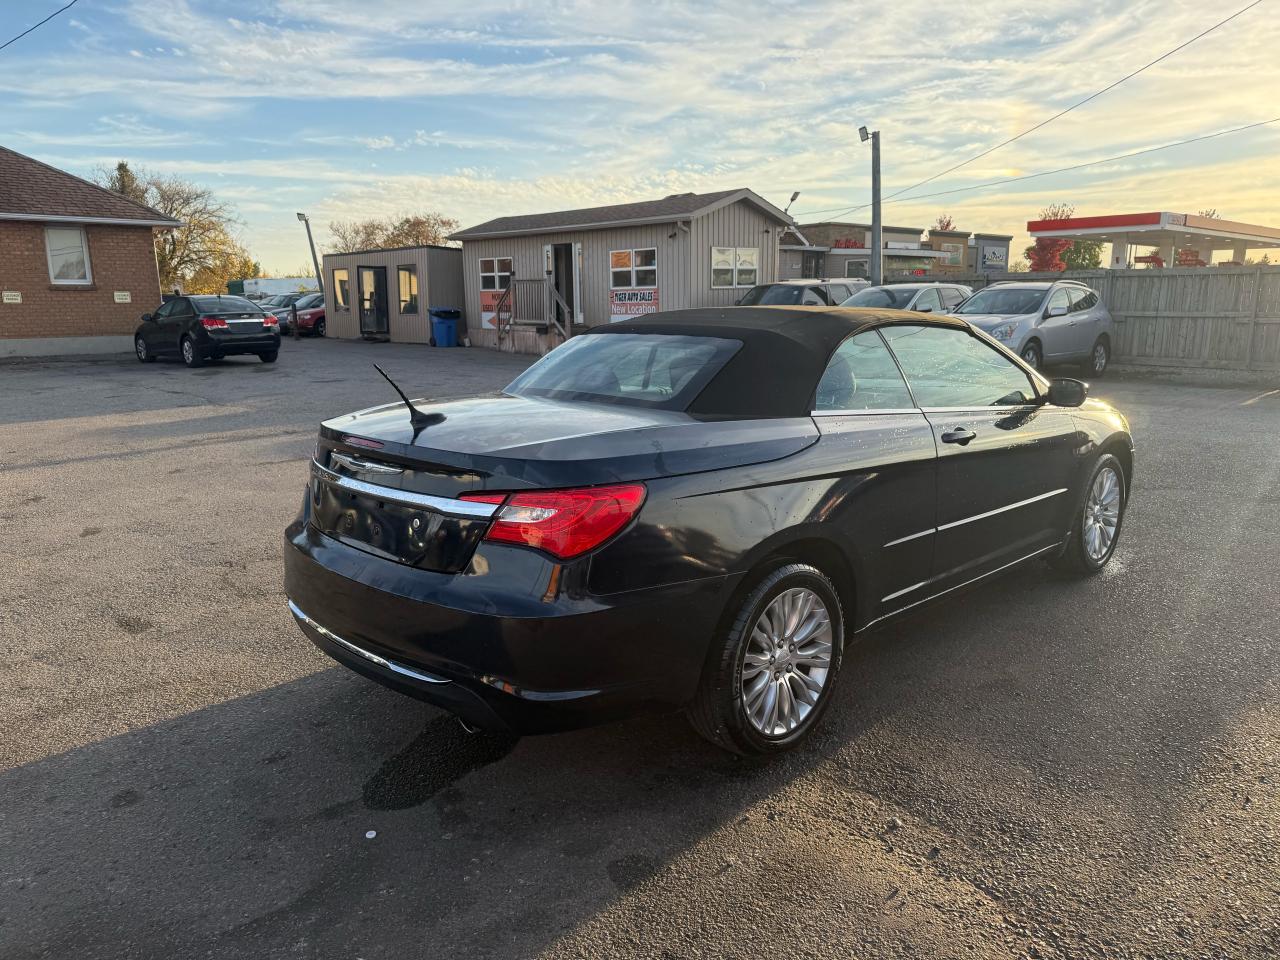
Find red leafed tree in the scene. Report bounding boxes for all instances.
[1026,237,1072,272]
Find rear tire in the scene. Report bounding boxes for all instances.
[1088,337,1110,378]
[1020,340,1043,370]
[181,336,203,368]
[1050,453,1126,576]
[688,563,844,755]
[259,351,278,363]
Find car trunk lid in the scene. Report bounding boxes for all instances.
[310,393,817,573]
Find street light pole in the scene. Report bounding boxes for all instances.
[297,212,324,296]
[859,126,882,285]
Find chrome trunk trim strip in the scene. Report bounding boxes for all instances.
[311,461,500,518]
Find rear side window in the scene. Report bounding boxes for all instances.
[881,325,1037,408]
[940,287,967,309]
[506,334,742,410]
[814,331,914,411]
[1069,288,1098,311]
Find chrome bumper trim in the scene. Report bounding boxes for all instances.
[288,599,450,685]
[310,460,500,518]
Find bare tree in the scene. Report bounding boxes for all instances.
[327,213,460,253]
[932,213,955,232]
[95,162,256,293]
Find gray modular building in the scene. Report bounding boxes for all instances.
[320,245,463,343]
[450,188,792,354]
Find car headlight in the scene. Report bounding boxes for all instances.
[990,321,1019,341]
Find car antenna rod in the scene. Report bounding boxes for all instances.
[373,363,435,428]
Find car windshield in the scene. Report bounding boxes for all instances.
[505,334,742,410]
[841,286,917,308]
[191,295,264,315]
[737,285,811,306]
[296,293,323,308]
[955,287,1047,316]
[260,295,286,306]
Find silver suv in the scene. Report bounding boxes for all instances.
[954,280,1115,376]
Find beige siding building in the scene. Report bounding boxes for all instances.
[321,245,463,343]
[451,188,792,354]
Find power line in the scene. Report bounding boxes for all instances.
[0,0,81,54]
[819,118,1279,215]
[793,0,1266,222]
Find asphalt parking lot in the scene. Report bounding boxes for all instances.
[2,337,1279,959]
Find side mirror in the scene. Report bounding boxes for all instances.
[1045,377,1088,407]
[916,305,933,313]
[141,313,154,322]
[1045,305,1068,318]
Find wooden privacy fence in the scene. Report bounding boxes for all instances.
[888,266,1280,371]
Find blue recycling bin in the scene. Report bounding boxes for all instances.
[429,308,461,347]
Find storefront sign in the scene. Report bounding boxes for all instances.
[114,290,132,303]
[981,246,1007,269]
[940,242,965,266]
[609,288,659,323]
[2,291,21,304]
[479,289,513,329]
[832,237,865,249]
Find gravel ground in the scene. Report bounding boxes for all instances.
[1,338,1278,959]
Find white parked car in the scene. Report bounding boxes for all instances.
[840,282,973,314]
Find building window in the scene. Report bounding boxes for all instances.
[711,246,758,288]
[397,265,419,313]
[46,226,91,284]
[610,248,657,288]
[844,260,868,279]
[480,257,513,290]
[332,269,350,309]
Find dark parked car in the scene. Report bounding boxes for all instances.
[134,294,281,367]
[284,308,1133,754]
[736,279,869,306]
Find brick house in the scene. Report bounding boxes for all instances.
[0,146,181,357]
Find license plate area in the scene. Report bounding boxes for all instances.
[309,463,492,573]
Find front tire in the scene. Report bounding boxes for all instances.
[134,337,155,363]
[181,336,203,368]
[688,563,844,755]
[314,318,325,338]
[1020,340,1043,370]
[1050,454,1126,575]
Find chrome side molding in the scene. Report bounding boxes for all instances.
[288,600,450,685]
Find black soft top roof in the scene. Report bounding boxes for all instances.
[587,307,967,418]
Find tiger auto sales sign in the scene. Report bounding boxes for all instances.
[609,288,659,323]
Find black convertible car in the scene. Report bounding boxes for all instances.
[284,307,1133,754]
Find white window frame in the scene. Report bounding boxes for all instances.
[609,248,657,289]
[479,256,513,291]
[45,226,92,285]
[711,246,759,289]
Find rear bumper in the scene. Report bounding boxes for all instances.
[199,332,281,356]
[283,516,738,734]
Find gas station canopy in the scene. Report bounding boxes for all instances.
[1026,211,1280,268]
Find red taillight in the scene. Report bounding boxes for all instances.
[199,315,227,329]
[263,315,279,328]
[460,484,645,560]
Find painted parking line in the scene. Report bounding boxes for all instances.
[1240,389,1280,406]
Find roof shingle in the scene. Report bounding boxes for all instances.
[0,146,181,226]
[451,188,789,240]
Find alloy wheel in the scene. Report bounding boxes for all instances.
[1093,343,1108,374]
[182,339,193,363]
[1084,466,1121,562]
[135,338,147,361]
[740,587,833,736]
[1022,346,1040,369]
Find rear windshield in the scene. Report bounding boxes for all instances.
[505,334,742,410]
[737,284,814,306]
[955,287,1047,316]
[842,286,917,308]
[191,296,264,314]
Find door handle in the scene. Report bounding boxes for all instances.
[941,427,976,445]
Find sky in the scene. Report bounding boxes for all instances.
[3,0,1278,273]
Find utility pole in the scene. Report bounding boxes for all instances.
[860,126,883,285]
[297,212,324,296]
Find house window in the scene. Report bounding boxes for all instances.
[479,257,513,290]
[844,260,868,279]
[398,265,419,313]
[332,269,350,308]
[711,246,758,288]
[610,248,657,288]
[46,226,91,284]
